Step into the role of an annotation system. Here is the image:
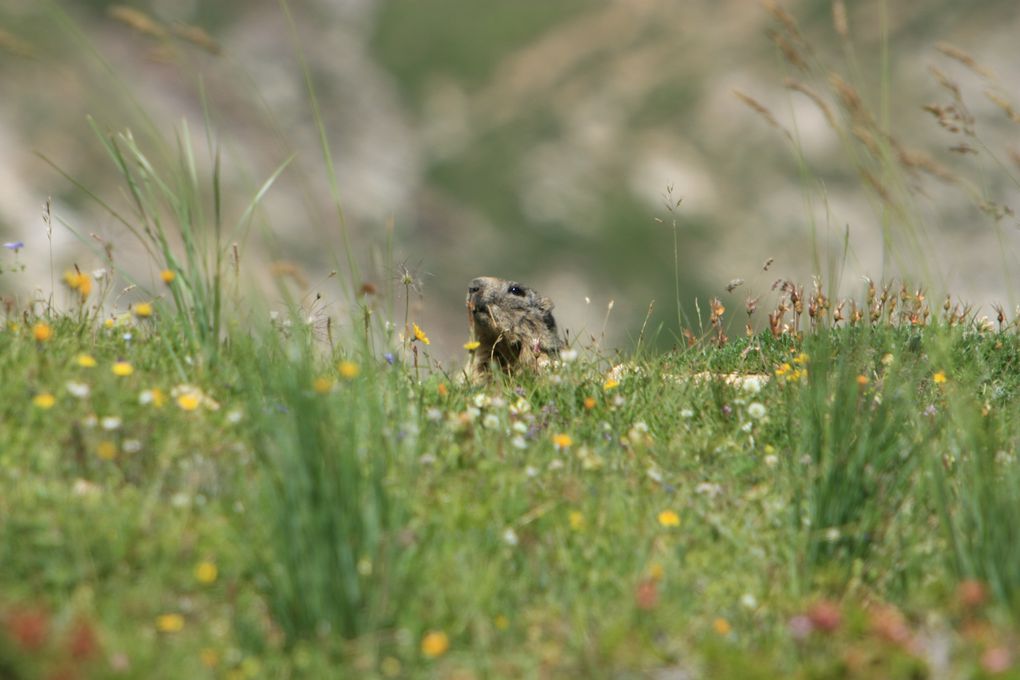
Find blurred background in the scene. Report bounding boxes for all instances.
[1,0,1019,361]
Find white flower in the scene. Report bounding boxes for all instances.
[511,421,528,434]
[226,409,243,424]
[548,459,564,471]
[123,439,143,453]
[465,407,480,421]
[66,381,91,398]
[426,408,443,422]
[510,398,531,415]
[741,375,765,394]
[502,528,519,546]
[139,390,155,405]
[482,413,500,429]
[764,454,779,467]
[524,465,539,477]
[472,393,490,409]
[419,453,437,465]
[91,268,107,280]
[512,436,528,450]
[560,348,578,363]
[647,468,663,483]
[825,527,841,543]
[82,414,98,428]
[680,408,695,419]
[748,402,767,419]
[101,416,122,431]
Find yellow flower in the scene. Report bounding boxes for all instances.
[793,352,810,365]
[155,613,184,633]
[133,302,153,318]
[76,354,97,368]
[112,361,134,377]
[713,617,732,635]
[658,510,681,528]
[412,323,430,345]
[856,374,870,385]
[140,388,166,408]
[177,393,201,411]
[647,562,665,581]
[420,630,449,658]
[33,322,53,342]
[63,270,92,299]
[603,378,619,391]
[775,362,792,377]
[313,376,333,394]
[494,615,509,630]
[97,440,117,461]
[194,561,218,584]
[200,648,219,668]
[583,397,596,410]
[463,340,481,351]
[552,433,573,449]
[160,269,176,284]
[568,510,585,530]
[933,370,947,384]
[32,392,56,409]
[338,360,360,379]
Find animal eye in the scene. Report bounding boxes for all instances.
[508,284,526,297]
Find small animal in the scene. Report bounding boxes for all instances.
[466,276,563,380]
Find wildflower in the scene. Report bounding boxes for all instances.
[713,618,732,635]
[33,392,56,409]
[568,511,585,530]
[139,388,166,407]
[96,441,117,460]
[437,383,448,397]
[66,382,90,399]
[957,579,987,609]
[194,561,218,584]
[312,376,333,394]
[160,269,176,284]
[380,657,401,677]
[123,439,143,454]
[482,413,500,429]
[747,402,767,419]
[3,241,24,252]
[856,374,870,385]
[155,614,185,633]
[111,361,133,377]
[647,563,665,581]
[740,375,765,393]
[5,608,48,650]
[741,593,758,609]
[33,322,53,342]
[560,348,578,363]
[775,362,792,377]
[103,319,114,329]
[133,302,153,318]
[100,416,122,431]
[494,615,510,630]
[412,323,430,345]
[603,378,619,391]
[76,354,97,368]
[338,360,360,379]
[200,649,219,669]
[680,407,694,418]
[511,436,527,450]
[806,600,841,633]
[420,630,449,658]
[552,433,573,449]
[63,270,92,299]
[933,370,947,384]
[502,528,519,546]
[177,393,201,411]
[793,352,809,365]
[658,510,681,528]
[226,409,243,424]
[583,397,596,410]
[635,579,659,610]
[463,340,481,351]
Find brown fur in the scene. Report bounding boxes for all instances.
[466,276,562,380]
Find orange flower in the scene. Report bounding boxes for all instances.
[420,631,449,658]
[32,322,53,342]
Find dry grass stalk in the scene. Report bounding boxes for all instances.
[761,0,803,43]
[767,29,807,71]
[172,23,222,55]
[829,73,869,124]
[894,145,959,184]
[984,91,1020,124]
[935,42,994,79]
[0,29,34,58]
[108,5,167,39]
[860,169,894,206]
[786,78,839,131]
[733,91,792,139]
[832,0,849,39]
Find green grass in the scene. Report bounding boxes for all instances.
[4,295,1020,678]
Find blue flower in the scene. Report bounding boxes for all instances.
[3,241,24,252]
[383,352,395,365]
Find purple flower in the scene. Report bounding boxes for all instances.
[3,241,24,252]
[923,404,937,417]
[383,352,395,365]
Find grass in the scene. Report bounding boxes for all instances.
[4,280,1020,678]
[5,3,1020,678]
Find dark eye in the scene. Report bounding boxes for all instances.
[508,284,526,297]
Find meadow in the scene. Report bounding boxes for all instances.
[4,2,1020,679]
